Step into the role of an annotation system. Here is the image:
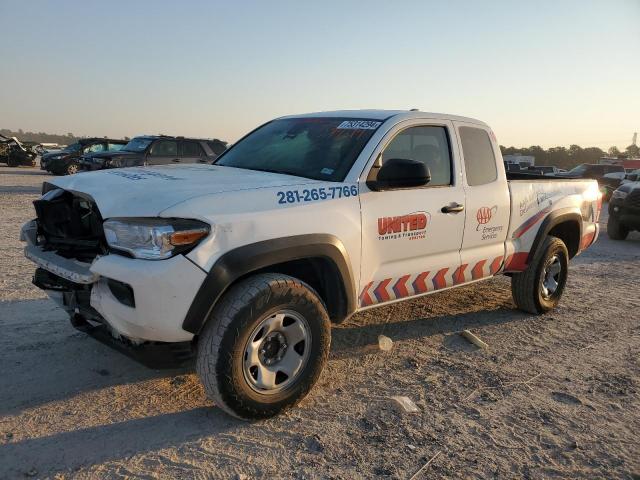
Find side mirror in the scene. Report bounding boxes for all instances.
[367,158,431,191]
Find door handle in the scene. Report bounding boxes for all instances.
[441,203,465,213]
[172,158,180,163]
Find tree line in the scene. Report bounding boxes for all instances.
[1,128,81,145]
[1,128,227,149]
[499,144,640,170]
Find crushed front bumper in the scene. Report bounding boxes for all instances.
[21,220,206,345]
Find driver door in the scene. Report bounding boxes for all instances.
[358,120,466,308]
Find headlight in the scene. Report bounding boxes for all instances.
[103,218,210,260]
[611,190,628,200]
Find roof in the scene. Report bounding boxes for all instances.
[77,137,127,145]
[278,109,488,126]
[133,135,218,142]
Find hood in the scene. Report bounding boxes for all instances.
[616,180,640,193]
[47,164,320,217]
[42,151,70,160]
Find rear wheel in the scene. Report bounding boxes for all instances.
[511,236,569,314]
[196,273,331,420]
[607,215,629,240]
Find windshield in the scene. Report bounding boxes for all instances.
[63,143,82,153]
[568,164,587,174]
[215,118,383,181]
[123,137,153,153]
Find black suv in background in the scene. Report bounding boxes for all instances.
[608,177,640,240]
[41,138,127,175]
[80,136,226,171]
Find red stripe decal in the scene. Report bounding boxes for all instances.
[412,271,430,294]
[453,264,468,285]
[504,252,529,271]
[580,231,596,250]
[512,207,551,239]
[489,255,504,275]
[471,260,486,280]
[432,268,449,290]
[373,278,392,303]
[393,275,411,299]
[360,281,374,307]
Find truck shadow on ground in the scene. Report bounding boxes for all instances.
[331,305,525,359]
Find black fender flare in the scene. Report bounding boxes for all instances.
[527,207,583,264]
[182,234,356,335]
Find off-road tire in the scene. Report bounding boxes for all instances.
[196,273,331,420]
[607,215,629,241]
[511,235,569,314]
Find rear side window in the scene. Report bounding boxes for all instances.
[150,140,178,156]
[459,127,498,186]
[182,141,203,157]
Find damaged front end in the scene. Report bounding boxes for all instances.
[21,187,194,368]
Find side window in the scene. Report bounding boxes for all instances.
[150,140,178,156]
[108,143,124,151]
[182,141,203,157]
[86,143,106,153]
[381,126,452,186]
[459,127,497,186]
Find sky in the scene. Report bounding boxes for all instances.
[1,0,639,149]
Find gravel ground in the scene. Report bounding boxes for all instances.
[0,166,638,479]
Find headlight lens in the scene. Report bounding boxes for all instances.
[611,190,628,200]
[103,218,210,260]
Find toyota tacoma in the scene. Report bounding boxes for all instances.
[22,110,601,419]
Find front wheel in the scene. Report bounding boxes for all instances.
[196,273,331,420]
[511,236,569,314]
[607,215,629,240]
[66,162,79,175]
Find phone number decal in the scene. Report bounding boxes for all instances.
[277,185,359,204]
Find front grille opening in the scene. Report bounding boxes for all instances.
[33,189,107,262]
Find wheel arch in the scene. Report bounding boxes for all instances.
[182,234,357,334]
[527,208,583,263]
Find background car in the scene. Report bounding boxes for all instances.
[554,163,626,201]
[608,179,640,240]
[41,138,127,175]
[526,165,562,175]
[80,135,226,171]
[0,135,37,167]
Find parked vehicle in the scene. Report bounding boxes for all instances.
[608,179,640,240]
[554,163,625,201]
[0,135,37,167]
[41,138,127,175]
[79,136,226,171]
[527,165,561,175]
[21,110,601,420]
[504,161,522,172]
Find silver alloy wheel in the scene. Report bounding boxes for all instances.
[541,255,562,299]
[67,163,78,175]
[243,310,311,395]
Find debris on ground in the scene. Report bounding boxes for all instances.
[461,329,489,349]
[378,334,393,351]
[390,396,420,414]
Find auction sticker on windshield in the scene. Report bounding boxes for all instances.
[337,120,381,130]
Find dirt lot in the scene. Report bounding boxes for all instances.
[0,166,638,479]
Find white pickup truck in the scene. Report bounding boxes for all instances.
[22,110,601,419]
